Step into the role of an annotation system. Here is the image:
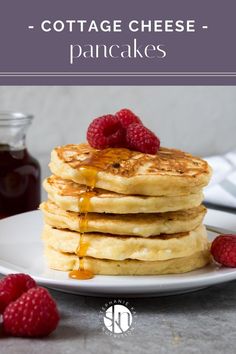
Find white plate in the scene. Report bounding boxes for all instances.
[0,209,236,297]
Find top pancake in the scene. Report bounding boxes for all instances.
[49,143,212,196]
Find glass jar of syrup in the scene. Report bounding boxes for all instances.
[0,112,41,218]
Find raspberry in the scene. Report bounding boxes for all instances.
[211,235,236,267]
[3,287,60,337]
[0,273,36,314]
[115,108,142,129]
[126,123,160,154]
[87,115,125,149]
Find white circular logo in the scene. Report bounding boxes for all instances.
[99,300,136,337]
[104,304,132,334]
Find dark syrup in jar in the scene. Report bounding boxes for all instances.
[0,145,41,218]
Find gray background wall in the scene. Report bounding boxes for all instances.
[0,86,235,188]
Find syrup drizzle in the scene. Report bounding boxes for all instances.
[79,148,132,176]
[69,166,98,280]
[67,148,134,281]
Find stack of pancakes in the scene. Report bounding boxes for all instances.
[40,143,212,275]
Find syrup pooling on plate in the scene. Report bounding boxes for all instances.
[69,269,94,280]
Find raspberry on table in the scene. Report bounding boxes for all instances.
[0,273,36,314]
[115,108,142,129]
[3,287,60,337]
[211,235,236,267]
[126,123,160,155]
[87,115,125,149]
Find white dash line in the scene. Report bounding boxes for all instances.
[202,25,208,29]
[28,25,34,29]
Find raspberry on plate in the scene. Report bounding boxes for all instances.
[87,115,125,149]
[126,123,160,155]
[211,234,236,267]
[115,108,142,129]
[3,287,60,337]
[0,273,36,314]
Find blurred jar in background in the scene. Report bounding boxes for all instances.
[0,112,41,218]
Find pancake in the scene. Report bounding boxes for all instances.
[42,224,209,261]
[49,143,212,196]
[40,200,207,237]
[44,246,210,274]
[43,175,204,214]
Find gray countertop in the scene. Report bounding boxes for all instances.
[1,280,236,354]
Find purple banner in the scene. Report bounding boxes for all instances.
[0,0,236,84]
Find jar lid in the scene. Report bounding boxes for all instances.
[0,112,33,126]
